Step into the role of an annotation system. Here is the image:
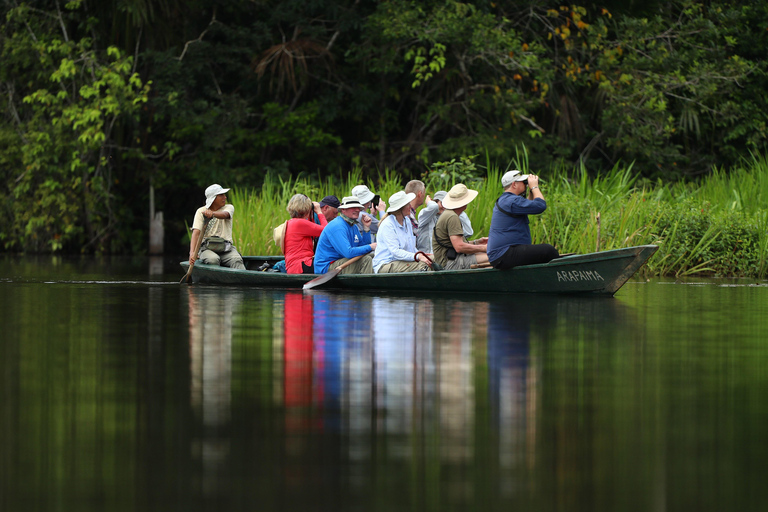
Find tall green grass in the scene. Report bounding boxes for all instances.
[229,154,768,278]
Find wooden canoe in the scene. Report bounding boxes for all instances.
[179,245,658,296]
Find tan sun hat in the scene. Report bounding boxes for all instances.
[441,183,478,209]
[339,196,365,210]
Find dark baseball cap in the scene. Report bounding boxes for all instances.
[319,195,341,208]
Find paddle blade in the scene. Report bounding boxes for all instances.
[180,263,195,284]
[302,268,341,290]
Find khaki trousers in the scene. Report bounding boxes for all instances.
[376,260,431,273]
[199,247,246,269]
[329,254,374,274]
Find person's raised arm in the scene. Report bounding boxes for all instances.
[418,200,438,224]
[527,174,544,201]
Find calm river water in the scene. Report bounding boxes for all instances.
[2,255,768,512]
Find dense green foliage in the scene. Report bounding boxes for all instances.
[2,0,767,254]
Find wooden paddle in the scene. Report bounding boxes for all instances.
[180,216,211,284]
[303,254,366,290]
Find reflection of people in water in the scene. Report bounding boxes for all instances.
[187,287,241,496]
[487,299,533,471]
[283,292,315,425]
[188,288,239,428]
[311,293,375,432]
[371,297,419,434]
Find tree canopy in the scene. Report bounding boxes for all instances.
[1,0,766,253]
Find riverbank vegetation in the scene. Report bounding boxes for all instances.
[2,1,768,255]
[232,152,768,278]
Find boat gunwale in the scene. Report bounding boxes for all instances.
[183,245,657,278]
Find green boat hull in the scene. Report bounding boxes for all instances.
[180,245,658,296]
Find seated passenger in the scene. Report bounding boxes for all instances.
[432,184,489,270]
[317,195,340,223]
[416,190,474,253]
[189,184,245,269]
[284,194,328,274]
[404,180,426,236]
[487,170,559,269]
[351,184,386,238]
[314,196,378,275]
[372,191,433,273]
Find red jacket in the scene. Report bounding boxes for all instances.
[285,216,327,274]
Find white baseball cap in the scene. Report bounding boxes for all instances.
[501,170,529,188]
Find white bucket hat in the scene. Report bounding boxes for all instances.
[205,184,230,208]
[351,184,375,204]
[386,191,416,213]
[433,190,447,202]
[441,183,478,209]
[501,170,529,188]
[339,196,365,210]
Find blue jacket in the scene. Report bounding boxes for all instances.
[487,193,547,262]
[314,217,373,274]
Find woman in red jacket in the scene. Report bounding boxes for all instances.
[284,194,328,274]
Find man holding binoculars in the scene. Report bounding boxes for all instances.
[486,170,560,270]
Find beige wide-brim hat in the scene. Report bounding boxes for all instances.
[205,184,230,208]
[441,183,478,209]
[339,196,365,210]
[386,191,416,213]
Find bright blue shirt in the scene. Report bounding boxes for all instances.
[487,193,547,262]
[372,216,417,273]
[314,216,373,274]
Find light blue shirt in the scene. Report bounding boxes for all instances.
[372,215,418,273]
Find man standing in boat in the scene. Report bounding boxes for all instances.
[486,171,559,269]
[189,184,246,269]
[314,196,378,275]
[432,184,489,270]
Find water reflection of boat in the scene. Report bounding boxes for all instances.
[484,294,635,473]
[180,245,658,296]
[248,289,640,502]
